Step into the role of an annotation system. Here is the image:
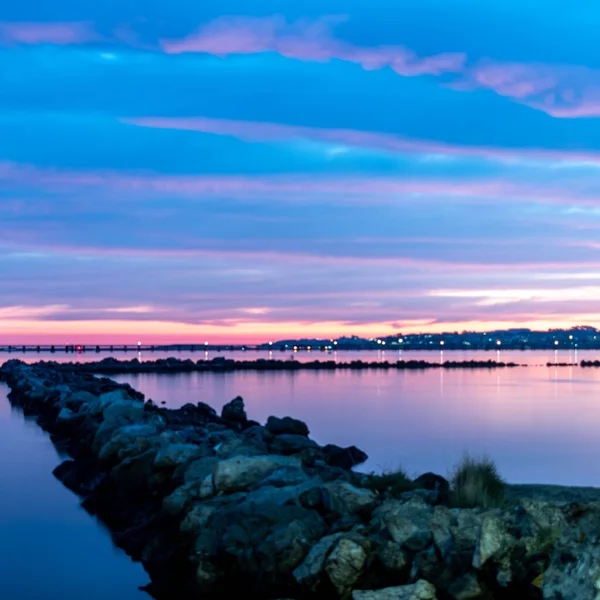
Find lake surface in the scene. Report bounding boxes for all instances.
[0,382,149,600]
[3,351,600,598]
[110,358,600,487]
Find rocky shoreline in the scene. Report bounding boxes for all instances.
[8,356,522,374]
[1,359,598,600]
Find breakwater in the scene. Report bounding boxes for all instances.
[0,359,598,600]
[12,357,522,374]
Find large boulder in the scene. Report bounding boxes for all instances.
[266,415,310,437]
[324,444,369,469]
[413,473,450,506]
[543,508,600,600]
[213,454,302,494]
[321,481,378,516]
[271,434,321,455]
[352,580,437,600]
[293,532,345,588]
[325,538,368,598]
[221,396,247,424]
[154,444,210,471]
[373,497,433,553]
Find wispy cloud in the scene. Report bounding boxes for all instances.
[161,15,466,76]
[159,15,600,120]
[123,115,600,165]
[0,22,99,46]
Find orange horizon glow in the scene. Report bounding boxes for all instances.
[1,317,599,345]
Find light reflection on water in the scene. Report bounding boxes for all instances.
[0,383,148,600]
[112,364,600,487]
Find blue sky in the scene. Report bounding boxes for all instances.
[3,1,600,342]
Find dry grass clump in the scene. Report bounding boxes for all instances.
[450,454,506,508]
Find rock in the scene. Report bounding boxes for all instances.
[97,424,159,464]
[154,444,208,470]
[325,538,368,598]
[182,456,219,485]
[260,465,310,488]
[352,580,437,600]
[413,473,450,505]
[57,407,76,422]
[324,444,369,469]
[447,573,485,600]
[213,455,301,494]
[215,436,267,459]
[293,532,345,588]
[221,396,247,424]
[271,434,321,455]
[181,503,217,535]
[430,506,453,562]
[374,497,433,552]
[472,513,517,569]
[266,415,310,437]
[322,481,378,516]
[377,540,410,573]
[543,508,600,600]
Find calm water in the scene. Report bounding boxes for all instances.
[0,383,148,600]
[110,360,600,487]
[2,353,600,598]
[2,347,596,366]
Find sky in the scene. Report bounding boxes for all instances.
[4,2,600,343]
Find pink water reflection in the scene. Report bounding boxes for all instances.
[112,364,600,486]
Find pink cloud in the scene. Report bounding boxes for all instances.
[0,21,99,46]
[158,15,600,119]
[123,115,600,165]
[161,15,465,77]
[3,159,600,209]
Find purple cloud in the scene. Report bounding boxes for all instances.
[161,15,466,77]
[0,21,99,45]
[124,115,600,164]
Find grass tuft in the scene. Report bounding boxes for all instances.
[450,454,506,508]
[363,467,414,497]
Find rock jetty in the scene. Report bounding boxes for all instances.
[19,356,521,375]
[0,359,597,600]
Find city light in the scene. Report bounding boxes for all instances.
[497,340,501,346]
[440,341,445,346]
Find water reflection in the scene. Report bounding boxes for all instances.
[113,366,600,487]
[0,384,148,600]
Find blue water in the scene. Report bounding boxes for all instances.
[113,363,600,487]
[0,383,148,600]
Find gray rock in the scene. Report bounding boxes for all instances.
[447,573,485,600]
[213,455,301,494]
[543,509,600,600]
[215,436,267,459]
[271,433,320,455]
[154,444,207,470]
[183,456,219,485]
[293,532,345,588]
[352,580,437,600]
[472,513,517,569]
[221,396,247,424]
[325,538,367,598]
[266,415,310,437]
[377,540,410,573]
[97,424,159,464]
[322,481,378,516]
[57,407,76,422]
[260,465,310,488]
[374,497,433,552]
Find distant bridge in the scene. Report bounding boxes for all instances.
[0,344,264,354]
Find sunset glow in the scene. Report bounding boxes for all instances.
[3,4,600,342]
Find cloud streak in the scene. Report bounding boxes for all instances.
[124,115,600,165]
[0,21,99,46]
[161,15,466,77]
